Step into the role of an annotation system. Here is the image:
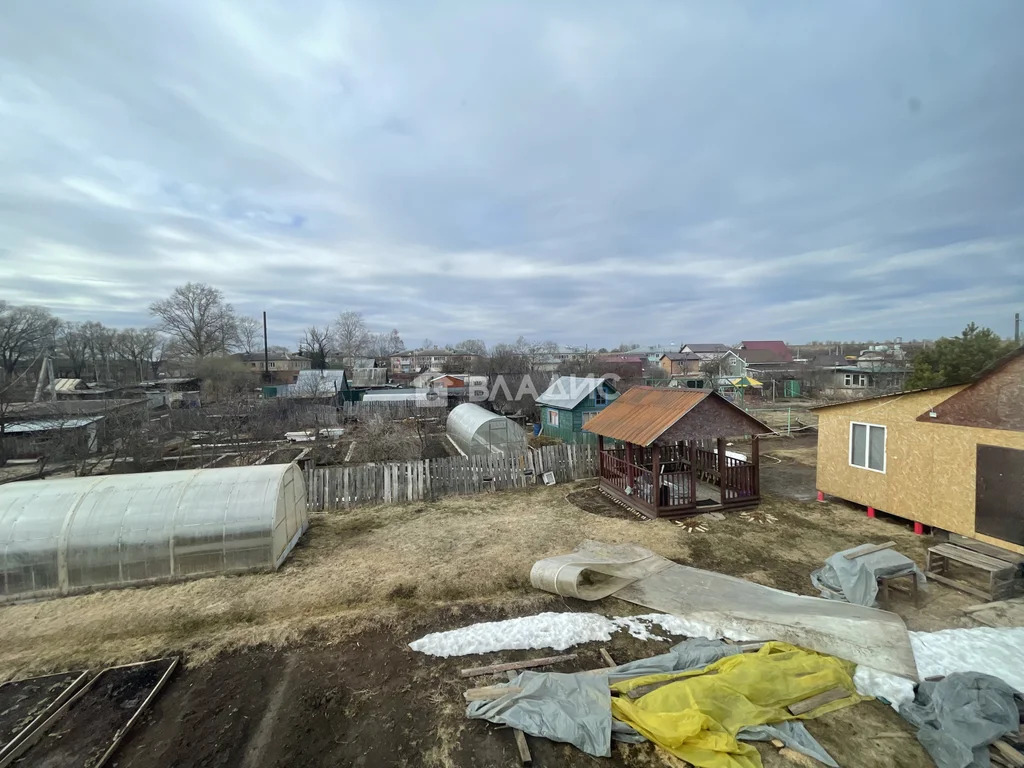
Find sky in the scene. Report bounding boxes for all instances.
[1,1,1022,349]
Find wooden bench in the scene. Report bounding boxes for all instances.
[877,572,921,609]
[926,543,1021,601]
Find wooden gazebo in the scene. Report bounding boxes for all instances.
[583,387,773,519]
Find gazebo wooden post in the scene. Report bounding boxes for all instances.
[717,436,727,505]
[651,443,661,514]
[625,442,635,490]
[687,440,697,506]
[751,434,760,498]
[597,434,605,479]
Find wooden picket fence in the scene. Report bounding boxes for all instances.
[304,442,597,510]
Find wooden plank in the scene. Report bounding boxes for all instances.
[950,533,1024,565]
[787,687,851,715]
[993,740,1024,768]
[963,598,1020,614]
[506,671,533,765]
[845,541,897,560]
[463,685,524,702]
[930,544,1018,573]
[95,657,179,768]
[927,570,1005,601]
[599,649,617,668]
[459,654,578,678]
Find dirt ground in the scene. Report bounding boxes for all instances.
[0,438,986,767]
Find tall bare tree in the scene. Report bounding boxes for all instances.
[150,282,238,358]
[333,311,369,366]
[56,321,90,378]
[0,302,57,377]
[236,315,261,355]
[301,325,333,370]
[453,338,487,356]
[117,327,161,382]
[80,321,118,381]
[366,328,405,358]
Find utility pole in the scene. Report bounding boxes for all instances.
[262,311,271,384]
[1015,312,1020,345]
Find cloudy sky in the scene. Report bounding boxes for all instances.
[1,2,1022,348]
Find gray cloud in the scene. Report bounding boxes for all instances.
[1,0,1022,348]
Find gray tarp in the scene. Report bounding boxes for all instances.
[531,540,919,678]
[467,638,838,766]
[899,672,1020,768]
[810,544,926,607]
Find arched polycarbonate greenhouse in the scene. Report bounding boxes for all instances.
[447,403,528,457]
[0,464,308,604]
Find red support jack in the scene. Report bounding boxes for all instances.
[867,506,876,518]
[816,491,824,502]
[914,521,924,535]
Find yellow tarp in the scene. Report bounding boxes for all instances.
[610,643,866,768]
[729,376,763,388]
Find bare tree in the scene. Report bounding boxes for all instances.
[117,327,161,382]
[0,302,58,377]
[56,322,90,378]
[366,328,405,358]
[333,311,369,366]
[196,356,258,402]
[80,321,118,381]
[301,325,333,370]
[453,338,487,356]
[149,282,238,358]
[421,338,435,350]
[237,315,261,355]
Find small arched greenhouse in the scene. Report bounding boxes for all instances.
[446,403,529,457]
[0,464,308,603]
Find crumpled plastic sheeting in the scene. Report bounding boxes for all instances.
[532,539,919,678]
[899,672,1020,768]
[810,545,927,606]
[738,722,839,768]
[466,638,740,756]
[610,643,866,768]
[467,639,842,767]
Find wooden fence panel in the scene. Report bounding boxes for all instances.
[304,443,598,510]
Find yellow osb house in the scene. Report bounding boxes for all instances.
[812,347,1024,555]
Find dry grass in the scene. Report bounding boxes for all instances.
[0,477,976,679]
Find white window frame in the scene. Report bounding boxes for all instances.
[849,422,886,473]
[582,411,597,426]
[843,373,869,387]
[547,409,559,427]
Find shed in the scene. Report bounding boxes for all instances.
[446,403,528,457]
[536,376,619,445]
[812,347,1024,554]
[0,464,308,603]
[584,387,772,519]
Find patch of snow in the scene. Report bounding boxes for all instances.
[855,626,1024,708]
[409,612,716,658]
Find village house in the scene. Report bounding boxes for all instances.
[583,387,772,519]
[233,352,311,383]
[679,343,730,362]
[536,375,619,445]
[812,347,1024,555]
[659,352,701,377]
[624,345,677,363]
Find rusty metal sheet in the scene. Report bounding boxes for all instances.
[581,387,710,446]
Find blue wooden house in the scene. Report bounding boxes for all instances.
[536,376,619,444]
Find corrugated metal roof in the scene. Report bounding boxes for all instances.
[582,387,710,445]
[536,376,606,409]
[3,417,101,433]
[53,378,86,392]
[583,387,773,445]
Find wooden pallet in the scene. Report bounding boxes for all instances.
[926,543,1020,601]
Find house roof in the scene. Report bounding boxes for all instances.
[660,352,699,362]
[2,416,102,434]
[809,385,964,411]
[582,386,772,446]
[735,348,791,365]
[53,378,87,392]
[536,376,608,409]
[739,341,793,363]
[595,355,645,364]
[5,399,145,419]
[625,346,674,355]
[235,352,309,362]
[682,343,729,354]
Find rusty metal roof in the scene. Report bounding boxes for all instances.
[582,386,774,445]
[581,387,710,445]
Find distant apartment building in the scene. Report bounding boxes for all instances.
[388,348,480,373]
